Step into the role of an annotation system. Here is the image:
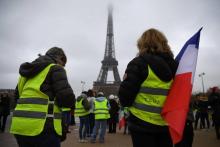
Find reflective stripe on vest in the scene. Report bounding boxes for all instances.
[17,97,48,105]
[62,107,71,111]
[75,99,89,117]
[10,64,62,136]
[132,102,162,114]
[13,110,62,119]
[94,99,110,119]
[139,87,169,96]
[129,65,172,126]
[14,98,61,119]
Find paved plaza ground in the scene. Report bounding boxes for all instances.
[1,115,220,147]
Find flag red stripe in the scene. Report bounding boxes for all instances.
[162,72,192,144]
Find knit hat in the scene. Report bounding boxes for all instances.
[46,47,67,64]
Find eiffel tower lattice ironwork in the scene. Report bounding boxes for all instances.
[93,6,121,96]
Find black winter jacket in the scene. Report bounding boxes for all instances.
[118,52,178,132]
[15,55,75,135]
[109,99,119,118]
[208,92,220,124]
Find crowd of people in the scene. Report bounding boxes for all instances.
[190,88,220,141]
[72,89,120,143]
[0,28,219,147]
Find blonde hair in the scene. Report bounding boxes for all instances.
[137,28,173,57]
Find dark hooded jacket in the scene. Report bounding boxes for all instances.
[118,52,178,132]
[15,55,75,135]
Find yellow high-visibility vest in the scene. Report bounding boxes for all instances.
[10,64,62,136]
[75,99,89,117]
[129,65,172,126]
[94,98,110,119]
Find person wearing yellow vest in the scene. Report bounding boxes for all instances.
[118,28,178,147]
[75,93,90,143]
[10,47,75,147]
[61,107,72,133]
[90,92,110,143]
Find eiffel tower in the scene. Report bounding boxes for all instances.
[93,5,121,97]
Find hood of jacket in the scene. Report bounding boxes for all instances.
[140,52,178,82]
[19,55,56,78]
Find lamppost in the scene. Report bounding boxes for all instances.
[198,72,205,93]
[81,81,85,92]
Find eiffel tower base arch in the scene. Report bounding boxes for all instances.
[93,82,120,97]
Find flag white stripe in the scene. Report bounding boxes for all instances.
[176,44,198,84]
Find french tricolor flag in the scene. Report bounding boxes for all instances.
[161,28,202,144]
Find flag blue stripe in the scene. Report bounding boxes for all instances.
[175,28,202,62]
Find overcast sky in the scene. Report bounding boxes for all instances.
[0,0,219,96]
